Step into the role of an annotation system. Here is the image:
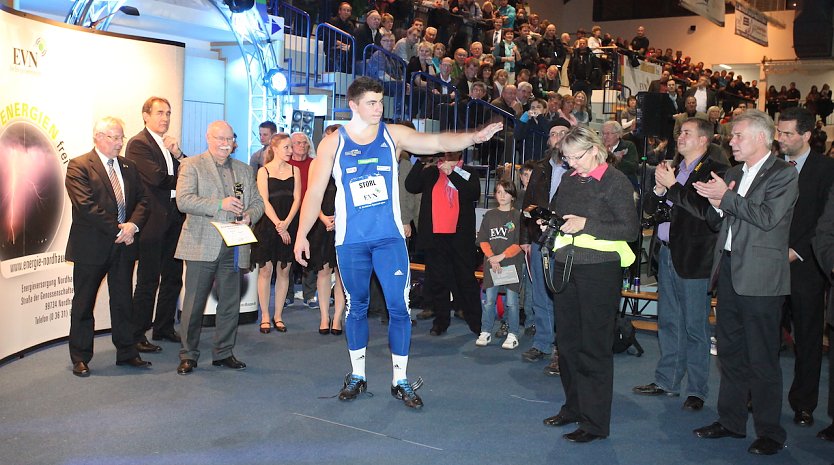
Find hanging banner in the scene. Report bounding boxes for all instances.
[680,0,726,27]
[617,54,663,96]
[0,7,184,361]
[735,3,768,46]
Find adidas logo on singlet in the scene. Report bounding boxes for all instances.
[394,270,404,276]
[380,142,388,148]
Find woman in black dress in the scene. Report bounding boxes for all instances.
[307,124,346,335]
[253,133,301,333]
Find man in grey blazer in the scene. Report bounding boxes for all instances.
[692,110,798,456]
[174,121,264,375]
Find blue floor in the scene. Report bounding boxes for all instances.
[0,302,831,465]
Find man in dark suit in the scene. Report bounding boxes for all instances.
[65,117,151,377]
[811,187,834,443]
[684,76,718,114]
[776,107,834,428]
[405,150,481,336]
[633,118,730,410]
[647,70,671,93]
[126,97,185,353]
[354,9,382,66]
[693,110,798,456]
[174,121,264,375]
[519,122,570,371]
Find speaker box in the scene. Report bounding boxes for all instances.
[635,92,674,138]
[793,0,834,58]
[292,110,315,136]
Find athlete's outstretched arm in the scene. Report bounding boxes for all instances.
[389,122,503,155]
[294,132,337,266]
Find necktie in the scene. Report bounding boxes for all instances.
[788,160,797,166]
[107,158,126,223]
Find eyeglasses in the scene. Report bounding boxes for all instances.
[563,148,590,162]
[211,135,236,143]
[99,133,125,142]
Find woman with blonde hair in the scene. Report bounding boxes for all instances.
[252,133,301,333]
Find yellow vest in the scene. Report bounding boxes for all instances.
[553,234,635,267]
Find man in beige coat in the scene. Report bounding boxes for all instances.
[174,121,264,375]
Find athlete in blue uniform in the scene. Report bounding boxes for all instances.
[295,77,502,409]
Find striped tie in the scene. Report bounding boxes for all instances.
[107,158,126,223]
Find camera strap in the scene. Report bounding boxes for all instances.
[542,237,574,294]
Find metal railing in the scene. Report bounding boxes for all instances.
[362,44,408,122]
[409,71,459,132]
[274,1,312,94]
[314,22,356,118]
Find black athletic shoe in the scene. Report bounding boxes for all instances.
[338,374,367,401]
[391,378,424,409]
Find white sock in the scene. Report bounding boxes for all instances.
[392,354,408,386]
[349,348,366,379]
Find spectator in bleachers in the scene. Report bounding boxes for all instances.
[496,0,516,29]
[668,80,684,113]
[685,76,718,114]
[528,13,541,35]
[572,91,592,127]
[431,42,446,74]
[484,16,504,53]
[367,32,404,82]
[469,41,487,61]
[407,41,438,117]
[481,1,495,21]
[354,10,383,63]
[785,81,802,109]
[492,68,509,100]
[537,24,563,68]
[412,17,425,34]
[516,81,533,113]
[587,26,603,57]
[806,85,820,118]
[451,48,468,82]
[558,94,577,127]
[455,57,481,101]
[458,81,491,129]
[529,64,548,99]
[819,83,833,123]
[514,98,550,161]
[493,28,520,84]
[516,68,531,84]
[394,26,421,62]
[324,2,357,73]
[515,6,528,28]
[568,38,600,102]
[648,70,671,93]
[674,96,708,140]
[602,120,639,189]
[423,26,438,43]
[630,26,649,57]
[617,95,638,135]
[477,63,495,97]
[451,0,482,19]
[380,12,394,36]
[491,83,520,119]
[544,92,564,122]
[535,65,560,98]
[514,23,539,74]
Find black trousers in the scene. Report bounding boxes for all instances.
[132,209,183,341]
[786,258,827,414]
[424,234,481,334]
[715,254,787,443]
[69,244,139,363]
[553,260,621,437]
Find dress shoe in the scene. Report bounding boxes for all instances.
[72,361,90,377]
[429,325,446,336]
[152,331,181,343]
[817,422,834,442]
[543,413,579,427]
[693,422,745,439]
[563,428,605,443]
[682,396,704,411]
[632,382,678,396]
[212,355,246,370]
[747,437,784,455]
[521,347,546,362]
[793,409,814,427]
[116,356,152,368]
[177,359,196,375]
[136,340,162,353]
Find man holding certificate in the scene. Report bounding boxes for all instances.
[174,121,264,375]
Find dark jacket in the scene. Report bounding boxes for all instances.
[644,144,730,278]
[404,160,480,256]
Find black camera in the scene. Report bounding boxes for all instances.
[524,205,565,250]
[642,202,671,229]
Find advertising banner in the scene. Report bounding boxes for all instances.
[735,3,769,46]
[680,0,726,27]
[0,7,185,361]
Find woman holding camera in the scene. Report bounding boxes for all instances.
[541,126,639,442]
